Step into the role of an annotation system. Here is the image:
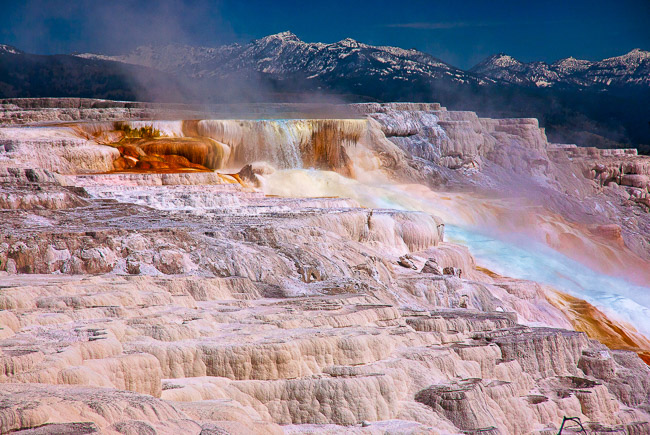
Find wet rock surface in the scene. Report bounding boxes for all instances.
[1,99,649,434]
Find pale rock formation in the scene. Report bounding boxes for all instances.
[420,258,442,275]
[0,127,119,173]
[1,99,650,434]
[0,384,199,434]
[398,254,418,270]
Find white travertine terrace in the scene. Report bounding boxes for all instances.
[1,99,650,434]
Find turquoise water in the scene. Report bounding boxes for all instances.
[265,169,650,336]
[446,224,650,336]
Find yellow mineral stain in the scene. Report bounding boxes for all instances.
[475,265,501,279]
[74,118,370,176]
[547,291,650,365]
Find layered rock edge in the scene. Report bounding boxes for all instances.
[1,99,649,434]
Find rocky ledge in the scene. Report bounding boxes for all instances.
[1,99,649,434]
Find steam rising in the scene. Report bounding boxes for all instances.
[262,168,650,337]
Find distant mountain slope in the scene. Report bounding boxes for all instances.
[79,32,649,91]
[470,49,650,89]
[2,34,649,151]
[78,31,490,86]
[0,44,187,101]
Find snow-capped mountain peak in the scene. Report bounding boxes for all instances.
[471,53,524,71]
[608,48,649,60]
[72,33,648,90]
[335,38,362,48]
[468,53,527,84]
[552,56,592,69]
[0,44,21,55]
[472,48,650,88]
[74,31,477,85]
[601,48,650,68]
[258,31,301,43]
[491,53,523,68]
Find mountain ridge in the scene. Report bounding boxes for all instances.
[2,32,649,151]
[470,48,650,88]
[77,31,649,90]
[78,31,486,87]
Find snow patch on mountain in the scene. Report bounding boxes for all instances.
[76,31,490,86]
[472,49,650,88]
[75,33,649,90]
[0,44,21,55]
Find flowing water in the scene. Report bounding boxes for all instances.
[445,225,650,336]
[71,119,650,337]
[75,119,368,172]
[264,168,650,337]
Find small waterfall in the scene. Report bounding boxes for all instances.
[196,119,366,172]
[72,118,369,173]
[196,119,307,169]
[270,120,308,169]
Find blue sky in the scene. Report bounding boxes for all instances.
[1,0,648,69]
